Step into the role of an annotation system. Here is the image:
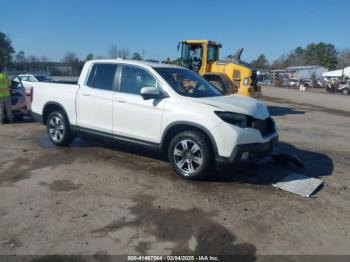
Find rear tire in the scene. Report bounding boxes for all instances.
[46,111,74,146]
[168,131,214,180]
[342,88,349,95]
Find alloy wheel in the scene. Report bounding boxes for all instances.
[173,139,203,176]
[48,116,65,142]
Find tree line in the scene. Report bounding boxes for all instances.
[1,32,349,75]
[0,32,152,75]
[251,42,350,71]
[8,48,169,76]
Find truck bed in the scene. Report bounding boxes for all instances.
[31,82,80,125]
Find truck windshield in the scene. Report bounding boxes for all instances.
[154,67,223,98]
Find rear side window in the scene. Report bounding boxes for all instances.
[87,64,117,90]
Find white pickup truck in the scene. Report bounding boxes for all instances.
[31,59,278,179]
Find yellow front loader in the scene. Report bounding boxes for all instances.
[178,40,261,97]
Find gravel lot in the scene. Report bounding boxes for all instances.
[0,87,349,257]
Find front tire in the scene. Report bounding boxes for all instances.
[46,111,74,146]
[168,131,214,179]
[342,88,349,95]
[204,75,228,94]
[210,79,225,93]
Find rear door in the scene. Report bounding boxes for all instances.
[76,63,118,133]
[112,64,165,143]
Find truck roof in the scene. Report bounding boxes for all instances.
[88,59,182,69]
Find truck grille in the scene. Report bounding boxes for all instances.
[251,117,275,137]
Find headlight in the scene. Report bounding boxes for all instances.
[215,111,250,128]
[243,77,249,86]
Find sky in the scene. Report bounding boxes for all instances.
[1,0,349,62]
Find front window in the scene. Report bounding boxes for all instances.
[180,43,203,72]
[120,65,157,95]
[154,67,222,98]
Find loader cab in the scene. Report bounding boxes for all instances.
[178,40,220,75]
[178,40,261,97]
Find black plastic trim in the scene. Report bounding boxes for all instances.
[42,101,71,125]
[216,134,278,165]
[70,124,80,134]
[76,126,161,149]
[160,121,219,156]
[31,112,43,123]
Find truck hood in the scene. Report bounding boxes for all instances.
[193,95,269,120]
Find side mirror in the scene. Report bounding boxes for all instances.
[140,86,162,100]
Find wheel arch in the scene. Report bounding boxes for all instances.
[160,121,218,157]
[42,102,71,125]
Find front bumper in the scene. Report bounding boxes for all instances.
[216,134,278,165]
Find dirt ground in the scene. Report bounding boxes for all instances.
[0,87,349,257]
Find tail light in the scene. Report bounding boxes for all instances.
[30,87,33,102]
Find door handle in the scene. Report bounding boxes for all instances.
[81,91,90,96]
[115,98,126,103]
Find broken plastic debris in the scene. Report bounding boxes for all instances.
[273,173,323,197]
